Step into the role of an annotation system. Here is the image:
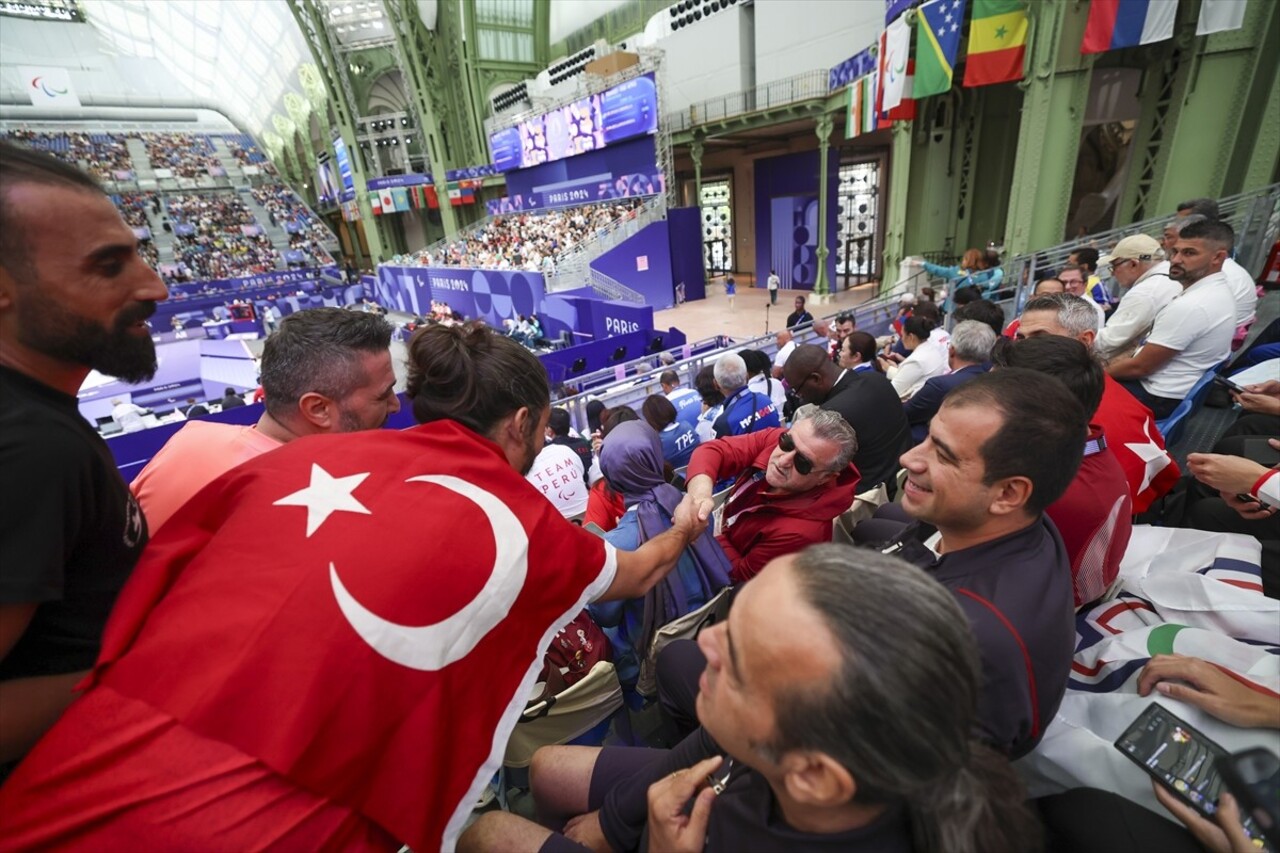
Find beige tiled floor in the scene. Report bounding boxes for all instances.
[654,274,883,343]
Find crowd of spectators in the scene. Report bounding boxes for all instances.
[3,133,1277,853]
[406,198,644,271]
[4,129,133,180]
[248,181,337,268]
[112,191,160,228]
[144,133,220,178]
[164,192,279,282]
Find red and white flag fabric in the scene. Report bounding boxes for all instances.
[1095,375,1180,513]
[61,421,617,851]
[378,188,395,215]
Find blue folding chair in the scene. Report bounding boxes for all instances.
[1155,359,1228,446]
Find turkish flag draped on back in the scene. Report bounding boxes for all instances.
[1095,375,1181,513]
[91,420,616,851]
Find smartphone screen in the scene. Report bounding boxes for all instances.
[1213,374,1244,395]
[1115,703,1229,818]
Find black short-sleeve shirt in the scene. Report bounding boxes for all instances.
[0,366,148,680]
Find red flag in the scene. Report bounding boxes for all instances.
[38,421,618,850]
[1096,374,1181,513]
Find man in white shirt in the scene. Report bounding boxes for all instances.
[771,330,796,379]
[110,397,148,433]
[766,269,780,305]
[1059,264,1106,332]
[526,440,589,518]
[1107,219,1237,418]
[1096,235,1181,361]
[1164,210,1257,327]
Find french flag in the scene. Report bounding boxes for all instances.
[1081,0,1177,54]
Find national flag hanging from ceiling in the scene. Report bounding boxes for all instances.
[369,192,383,216]
[846,73,879,138]
[963,0,1028,87]
[1081,0,1177,54]
[915,0,968,98]
[880,16,912,113]
[378,188,395,214]
[1196,0,1248,35]
[390,187,410,212]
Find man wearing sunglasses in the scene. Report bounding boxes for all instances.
[1094,234,1179,362]
[782,344,910,493]
[683,409,860,584]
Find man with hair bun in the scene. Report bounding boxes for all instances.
[0,323,711,852]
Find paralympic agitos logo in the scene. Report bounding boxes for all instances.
[30,76,69,97]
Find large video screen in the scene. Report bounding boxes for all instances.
[333,137,357,202]
[490,72,658,173]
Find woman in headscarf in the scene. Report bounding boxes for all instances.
[589,421,731,690]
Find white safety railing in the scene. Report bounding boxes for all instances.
[665,69,830,134]
[545,197,668,291]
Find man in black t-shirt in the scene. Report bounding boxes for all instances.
[784,294,814,329]
[0,141,168,766]
[547,406,592,479]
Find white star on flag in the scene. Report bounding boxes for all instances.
[945,12,953,23]
[1124,418,1173,495]
[949,22,958,33]
[274,463,372,537]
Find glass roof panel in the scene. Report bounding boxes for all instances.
[81,0,311,135]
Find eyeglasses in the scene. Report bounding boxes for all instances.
[778,430,815,475]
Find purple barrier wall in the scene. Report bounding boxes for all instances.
[588,221,675,309]
[666,207,706,303]
[537,326,686,387]
[574,299,655,339]
[375,266,548,332]
[753,149,839,289]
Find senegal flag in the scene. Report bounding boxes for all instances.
[915,0,968,98]
[963,0,1028,88]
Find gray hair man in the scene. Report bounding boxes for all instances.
[903,320,997,444]
[0,139,168,764]
[130,307,401,533]
[1096,234,1179,361]
[681,408,860,582]
[710,352,780,438]
[1107,218,1237,418]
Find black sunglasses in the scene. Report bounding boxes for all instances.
[778,430,815,475]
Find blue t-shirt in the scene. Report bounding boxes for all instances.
[658,421,699,468]
[712,386,780,438]
[666,387,702,430]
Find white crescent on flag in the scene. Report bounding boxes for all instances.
[329,474,529,671]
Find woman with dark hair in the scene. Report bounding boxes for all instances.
[838,331,880,373]
[641,394,700,468]
[585,399,606,436]
[881,316,948,400]
[588,421,731,689]
[692,365,725,443]
[583,406,640,531]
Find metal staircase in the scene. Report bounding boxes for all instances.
[587,268,645,304]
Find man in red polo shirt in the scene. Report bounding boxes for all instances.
[1016,293,1180,512]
